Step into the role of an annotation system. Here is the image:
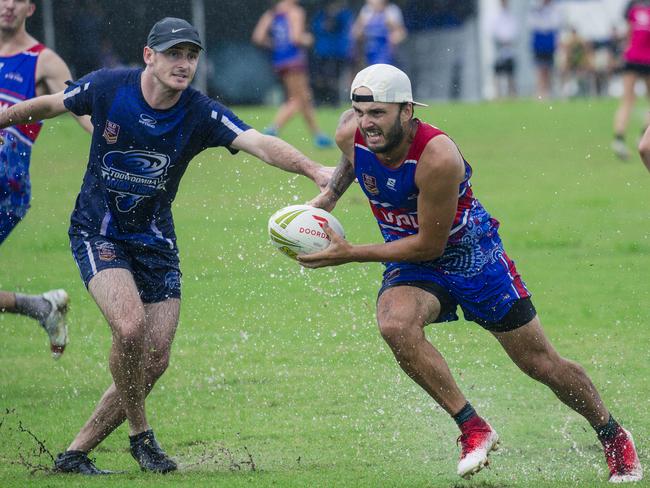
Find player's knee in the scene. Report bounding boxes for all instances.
[145,352,170,382]
[561,357,588,381]
[377,313,419,346]
[517,351,557,382]
[111,316,146,347]
[520,351,577,385]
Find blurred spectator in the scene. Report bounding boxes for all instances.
[490,0,518,98]
[612,0,650,161]
[559,27,594,98]
[353,0,407,67]
[529,0,563,100]
[252,0,333,148]
[311,1,354,106]
[591,27,623,97]
[606,26,626,74]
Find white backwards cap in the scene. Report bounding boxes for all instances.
[350,64,427,107]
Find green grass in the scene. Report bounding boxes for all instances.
[0,97,648,487]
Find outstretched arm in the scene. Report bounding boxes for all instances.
[0,91,68,129]
[230,128,332,191]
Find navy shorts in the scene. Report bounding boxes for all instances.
[377,235,535,332]
[0,211,23,245]
[70,233,182,303]
[623,61,650,76]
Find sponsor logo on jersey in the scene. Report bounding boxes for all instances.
[386,178,396,190]
[362,173,379,195]
[139,113,157,128]
[96,240,116,261]
[101,150,171,212]
[103,120,120,144]
[4,72,23,83]
[372,205,419,230]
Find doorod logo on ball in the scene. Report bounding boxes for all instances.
[268,204,345,260]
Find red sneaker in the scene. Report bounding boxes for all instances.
[602,427,643,483]
[456,420,499,479]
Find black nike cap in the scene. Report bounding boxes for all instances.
[147,17,203,52]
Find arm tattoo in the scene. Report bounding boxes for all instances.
[329,153,355,198]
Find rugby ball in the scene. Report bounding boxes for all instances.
[268,204,345,260]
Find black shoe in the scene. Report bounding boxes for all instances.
[129,430,177,473]
[53,450,113,475]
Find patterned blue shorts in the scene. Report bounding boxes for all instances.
[378,232,533,331]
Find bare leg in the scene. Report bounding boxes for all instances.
[492,316,609,427]
[288,71,321,136]
[377,286,467,415]
[643,75,650,129]
[536,65,553,99]
[0,291,16,311]
[68,297,180,452]
[272,71,302,131]
[614,72,638,136]
[507,73,516,98]
[272,98,300,131]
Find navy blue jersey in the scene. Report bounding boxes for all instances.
[63,68,250,249]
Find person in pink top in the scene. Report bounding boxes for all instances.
[612,0,650,160]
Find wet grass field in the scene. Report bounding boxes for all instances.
[0,98,648,487]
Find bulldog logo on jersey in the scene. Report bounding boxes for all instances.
[362,173,379,195]
[101,150,171,212]
[103,120,120,144]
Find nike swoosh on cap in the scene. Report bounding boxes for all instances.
[171,28,186,33]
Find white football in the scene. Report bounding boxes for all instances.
[268,204,345,260]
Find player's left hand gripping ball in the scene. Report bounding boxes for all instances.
[268,204,345,260]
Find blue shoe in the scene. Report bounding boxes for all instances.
[314,133,333,148]
[263,125,278,136]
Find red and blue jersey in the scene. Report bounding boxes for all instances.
[356,120,531,324]
[354,120,498,252]
[0,43,45,217]
[270,12,307,71]
[0,43,44,145]
[363,10,394,65]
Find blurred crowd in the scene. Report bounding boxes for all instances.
[45,0,641,105]
[492,0,627,101]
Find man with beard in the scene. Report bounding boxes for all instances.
[300,64,643,483]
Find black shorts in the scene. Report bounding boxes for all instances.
[623,61,650,76]
[70,233,182,303]
[494,58,515,75]
[378,280,536,333]
[534,52,555,68]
